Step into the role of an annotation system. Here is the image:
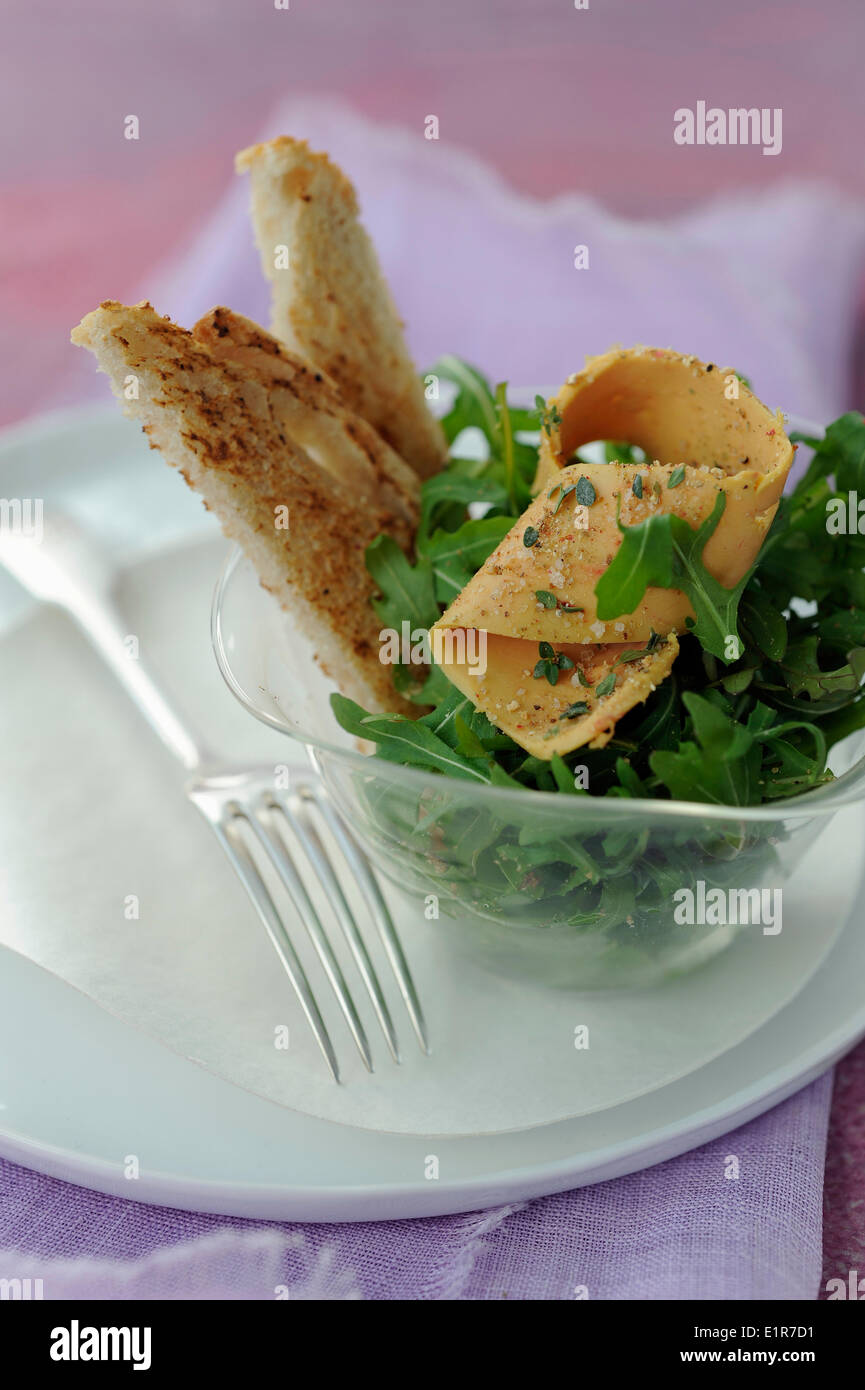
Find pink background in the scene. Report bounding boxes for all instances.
[2,0,865,1293]
[3,0,865,426]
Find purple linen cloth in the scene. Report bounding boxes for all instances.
[0,1071,833,1299]
[5,99,865,1299]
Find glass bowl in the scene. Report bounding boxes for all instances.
[211,544,865,991]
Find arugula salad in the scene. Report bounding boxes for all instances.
[333,357,865,810]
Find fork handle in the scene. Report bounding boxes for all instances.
[65,587,211,772]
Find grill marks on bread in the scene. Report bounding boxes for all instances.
[71,300,419,713]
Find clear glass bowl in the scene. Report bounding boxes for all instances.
[211,545,865,991]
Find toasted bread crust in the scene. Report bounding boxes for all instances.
[71,300,417,714]
[236,136,446,481]
[194,306,420,529]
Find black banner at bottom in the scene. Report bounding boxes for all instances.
[3,1296,861,1372]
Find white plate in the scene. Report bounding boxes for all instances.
[0,406,862,1217]
[0,913,862,1222]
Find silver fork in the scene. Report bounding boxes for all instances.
[0,511,428,1082]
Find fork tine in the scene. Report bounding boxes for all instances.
[239,801,375,1073]
[310,791,430,1056]
[265,793,401,1064]
[210,813,341,1083]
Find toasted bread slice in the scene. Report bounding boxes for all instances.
[236,136,446,480]
[71,300,416,714]
[193,305,419,530]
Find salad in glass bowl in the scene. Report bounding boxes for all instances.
[213,355,865,988]
[70,134,865,990]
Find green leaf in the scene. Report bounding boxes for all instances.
[631,674,681,751]
[614,758,647,798]
[818,607,865,652]
[430,355,499,445]
[575,476,596,506]
[511,827,599,881]
[740,592,788,661]
[508,405,543,433]
[779,637,865,701]
[535,395,562,436]
[418,686,473,746]
[604,441,645,465]
[595,672,616,698]
[453,712,489,760]
[425,515,513,602]
[494,381,520,513]
[329,692,379,741]
[559,701,589,720]
[754,721,828,796]
[650,692,761,805]
[419,472,510,540]
[816,412,865,492]
[549,482,577,515]
[668,465,686,488]
[721,666,756,695]
[332,696,499,783]
[341,371,859,819]
[397,662,451,707]
[523,525,540,548]
[594,511,675,618]
[667,496,751,662]
[550,754,584,794]
[365,535,439,631]
[598,492,750,662]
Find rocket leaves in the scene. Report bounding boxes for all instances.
[331,693,520,787]
[594,511,674,617]
[803,411,865,493]
[331,359,865,811]
[424,515,514,602]
[596,492,751,663]
[323,368,865,946]
[365,535,439,632]
[650,694,828,805]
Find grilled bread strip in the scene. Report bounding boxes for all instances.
[236,136,446,481]
[71,300,417,713]
[193,305,419,530]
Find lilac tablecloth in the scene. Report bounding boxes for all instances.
[0,1071,833,1298]
[3,100,865,1299]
